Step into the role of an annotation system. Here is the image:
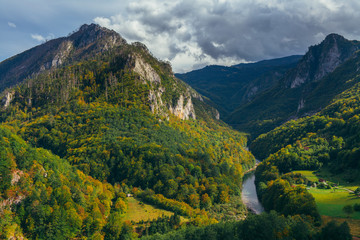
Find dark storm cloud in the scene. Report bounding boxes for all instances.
[95,0,360,72]
[2,0,360,72]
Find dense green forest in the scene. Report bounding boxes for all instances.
[252,80,360,181]
[141,211,351,240]
[247,73,360,239]
[0,45,254,205]
[0,33,255,239]
[0,124,133,239]
[1,25,357,239]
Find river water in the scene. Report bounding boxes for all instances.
[241,161,264,214]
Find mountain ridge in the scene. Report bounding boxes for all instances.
[226,33,360,137]
[176,55,302,118]
[0,23,126,92]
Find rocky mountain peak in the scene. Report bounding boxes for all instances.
[69,23,126,49]
[323,33,346,43]
[286,33,360,88]
[0,23,127,92]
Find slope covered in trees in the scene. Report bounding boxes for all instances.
[252,80,360,181]
[176,55,301,118]
[0,124,133,239]
[227,34,360,137]
[0,24,255,239]
[141,211,351,240]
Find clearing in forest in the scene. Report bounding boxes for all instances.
[124,197,174,223]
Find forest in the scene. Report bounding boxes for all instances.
[0,39,255,239]
[0,24,357,239]
[251,80,360,181]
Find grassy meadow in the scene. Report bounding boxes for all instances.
[124,197,175,223]
[293,170,360,219]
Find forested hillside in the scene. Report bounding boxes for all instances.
[252,80,360,180]
[0,125,128,239]
[0,24,255,239]
[176,55,301,118]
[227,34,360,137]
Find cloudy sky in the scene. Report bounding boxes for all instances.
[1,0,360,72]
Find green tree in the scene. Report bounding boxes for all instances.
[342,205,354,218]
[319,221,352,240]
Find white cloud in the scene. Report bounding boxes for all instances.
[2,0,360,72]
[31,34,46,42]
[93,0,360,72]
[8,22,16,28]
[31,33,55,42]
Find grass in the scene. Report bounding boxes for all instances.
[294,170,360,219]
[322,216,360,238]
[317,168,360,187]
[293,170,319,182]
[293,170,360,236]
[124,197,174,223]
[308,188,360,219]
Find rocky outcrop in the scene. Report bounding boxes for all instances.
[288,34,360,88]
[131,54,197,120]
[133,56,161,84]
[148,88,165,114]
[169,95,196,120]
[0,170,25,213]
[51,40,73,68]
[1,91,14,108]
[297,98,305,112]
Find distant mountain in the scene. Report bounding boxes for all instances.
[227,34,360,137]
[0,24,254,239]
[251,67,360,182]
[176,55,302,117]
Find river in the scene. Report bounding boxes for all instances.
[241,160,264,214]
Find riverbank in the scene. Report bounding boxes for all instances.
[241,170,264,214]
[243,162,260,175]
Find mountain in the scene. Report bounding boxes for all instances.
[0,24,254,239]
[0,23,219,121]
[0,24,127,93]
[251,65,360,181]
[248,34,360,184]
[227,33,360,137]
[176,55,302,118]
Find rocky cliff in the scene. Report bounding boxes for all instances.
[0,24,213,121]
[226,33,360,137]
[285,34,360,88]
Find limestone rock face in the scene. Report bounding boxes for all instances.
[133,56,161,84]
[1,91,14,108]
[288,34,360,88]
[169,95,196,120]
[51,41,73,68]
[131,53,198,120]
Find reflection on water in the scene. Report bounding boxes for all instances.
[241,170,264,214]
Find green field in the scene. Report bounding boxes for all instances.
[293,171,360,219]
[124,197,174,223]
[308,188,360,219]
[293,170,319,182]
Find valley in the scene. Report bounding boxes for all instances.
[0,23,359,239]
